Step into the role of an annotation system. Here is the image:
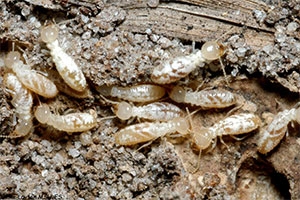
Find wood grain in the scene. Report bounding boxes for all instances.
[109,0,275,49]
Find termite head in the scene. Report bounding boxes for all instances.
[5,51,21,68]
[34,104,51,124]
[192,127,212,150]
[201,41,225,61]
[15,119,33,137]
[40,25,59,43]
[115,101,132,120]
[169,86,186,103]
[173,117,190,135]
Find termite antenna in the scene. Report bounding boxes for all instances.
[17,46,33,66]
[34,93,42,105]
[0,134,25,139]
[216,26,236,42]
[55,18,77,26]
[219,58,229,85]
[185,107,201,130]
[225,103,243,117]
[99,94,118,105]
[190,150,202,174]
[216,26,237,85]
[195,78,208,92]
[98,115,116,121]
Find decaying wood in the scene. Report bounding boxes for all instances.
[113,0,275,49]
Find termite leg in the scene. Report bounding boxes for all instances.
[99,94,118,105]
[230,135,248,141]
[192,41,196,53]
[219,136,230,150]
[206,138,217,153]
[135,139,156,152]
[136,117,141,124]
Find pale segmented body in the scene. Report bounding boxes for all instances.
[47,69,91,98]
[257,108,298,154]
[115,117,189,145]
[151,41,224,84]
[34,104,97,133]
[114,102,183,121]
[169,86,236,109]
[5,52,58,98]
[41,25,87,92]
[98,84,166,102]
[193,113,261,150]
[3,73,33,137]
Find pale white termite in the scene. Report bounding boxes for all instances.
[257,107,300,154]
[34,104,97,133]
[40,24,87,92]
[189,113,261,173]
[114,117,190,145]
[169,86,236,109]
[113,101,184,121]
[3,73,33,137]
[4,51,58,98]
[192,113,261,151]
[151,41,225,84]
[97,84,166,102]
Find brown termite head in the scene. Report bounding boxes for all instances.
[114,101,133,120]
[201,41,225,61]
[40,24,59,43]
[5,51,21,68]
[34,104,51,124]
[169,86,186,103]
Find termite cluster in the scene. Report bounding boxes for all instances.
[2,21,295,170]
[2,24,97,137]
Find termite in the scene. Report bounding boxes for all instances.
[257,107,300,154]
[113,101,184,121]
[151,41,225,84]
[114,117,190,146]
[34,104,97,133]
[169,86,236,109]
[192,113,261,151]
[4,51,58,98]
[97,84,166,102]
[3,73,33,137]
[189,112,261,173]
[40,24,87,92]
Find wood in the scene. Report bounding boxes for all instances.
[109,0,275,49]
